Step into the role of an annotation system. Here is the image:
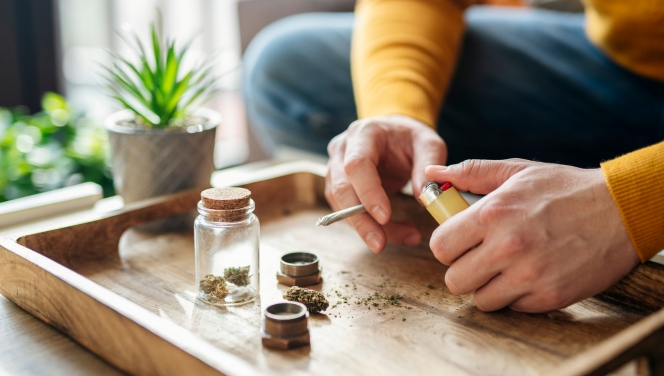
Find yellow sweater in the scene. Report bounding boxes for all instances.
[352,0,664,261]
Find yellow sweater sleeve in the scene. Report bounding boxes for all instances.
[351,0,474,128]
[601,142,664,262]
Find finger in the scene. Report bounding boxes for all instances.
[383,220,421,246]
[425,159,533,195]
[326,142,387,253]
[509,290,574,313]
[333,177,388,253]
[343,124,391,225]
[324,135,347,212]
[429,207,485,265]
[347,212,388,253]
[411,129,447,195]
[444,243,501,295]
[327,166,419,247]
[472,273,529,312]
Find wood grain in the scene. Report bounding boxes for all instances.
[1,161,663,375]
[16,187,204,268]
[0,238,258,376]
[0,294,121,376]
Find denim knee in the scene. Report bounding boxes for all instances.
[242,13,355,155]
[244,15,323,95]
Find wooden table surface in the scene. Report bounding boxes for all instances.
[0,294,121,376]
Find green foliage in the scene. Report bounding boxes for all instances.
[101,17,218,127]
[0,92,114,202]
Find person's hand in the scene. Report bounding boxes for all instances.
[426,159,640,313]
[325,115,447,253]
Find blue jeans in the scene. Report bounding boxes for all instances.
[243,7,664,167]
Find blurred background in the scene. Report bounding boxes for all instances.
[0,0,581,204]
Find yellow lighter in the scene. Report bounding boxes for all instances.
[418,182,470,225]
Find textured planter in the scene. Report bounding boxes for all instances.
[106,108,220,231]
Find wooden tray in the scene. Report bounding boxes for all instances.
[2,161,664,376]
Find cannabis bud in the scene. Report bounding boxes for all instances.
[199,274,229,299]
[283,286,329,314]
[224,266,251,286]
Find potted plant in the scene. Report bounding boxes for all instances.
[102,19,219,230]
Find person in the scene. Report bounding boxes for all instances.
[242,0,664,313]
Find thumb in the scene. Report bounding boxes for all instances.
[411,134,448,195]
[424,159,533,194]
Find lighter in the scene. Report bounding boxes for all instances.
[418,182,470,224]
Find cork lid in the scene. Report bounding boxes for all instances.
[201,187,251,210]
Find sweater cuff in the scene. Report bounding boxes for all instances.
[601,141,664,262]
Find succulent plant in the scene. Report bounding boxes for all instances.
[101,17,218,127]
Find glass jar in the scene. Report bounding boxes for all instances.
[195,187,259,305]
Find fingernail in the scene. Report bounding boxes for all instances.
[365,232,383,253]
[426,165,447,174]
[404,233,421,246]
[371,206,389,224]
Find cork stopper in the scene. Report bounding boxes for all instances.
[201,187,251,210]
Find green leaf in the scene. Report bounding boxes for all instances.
[150,22,163,86]
[116,30,145,62]
[103,66,150,109]
[133,33,150,67]
[162,71,193,121]
[189,65,215,87]
[109,52,145,86]
[161,40,179,96]
[110,94,160,125]
[139,56,155,93]
[175,78,219,120]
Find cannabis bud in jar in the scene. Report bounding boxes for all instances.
[195,187,259,306]
[199,274,229,299]
[283,286,329,314]
[224,266,251,287]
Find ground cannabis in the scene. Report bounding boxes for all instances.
[349,291,404,308]
[199,274,229,299]
[224,266,251,286]
[284,286,329,313]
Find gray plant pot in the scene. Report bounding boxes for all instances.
[105,108,220,231]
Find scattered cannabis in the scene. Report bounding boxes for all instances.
[224,266,251,286]
[349,291,404,308]
[427,284,434,289]
[199,274,229,299]
[384,293,404,306]
[284,286,329,314]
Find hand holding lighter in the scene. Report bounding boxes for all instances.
[316,181,469,226]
